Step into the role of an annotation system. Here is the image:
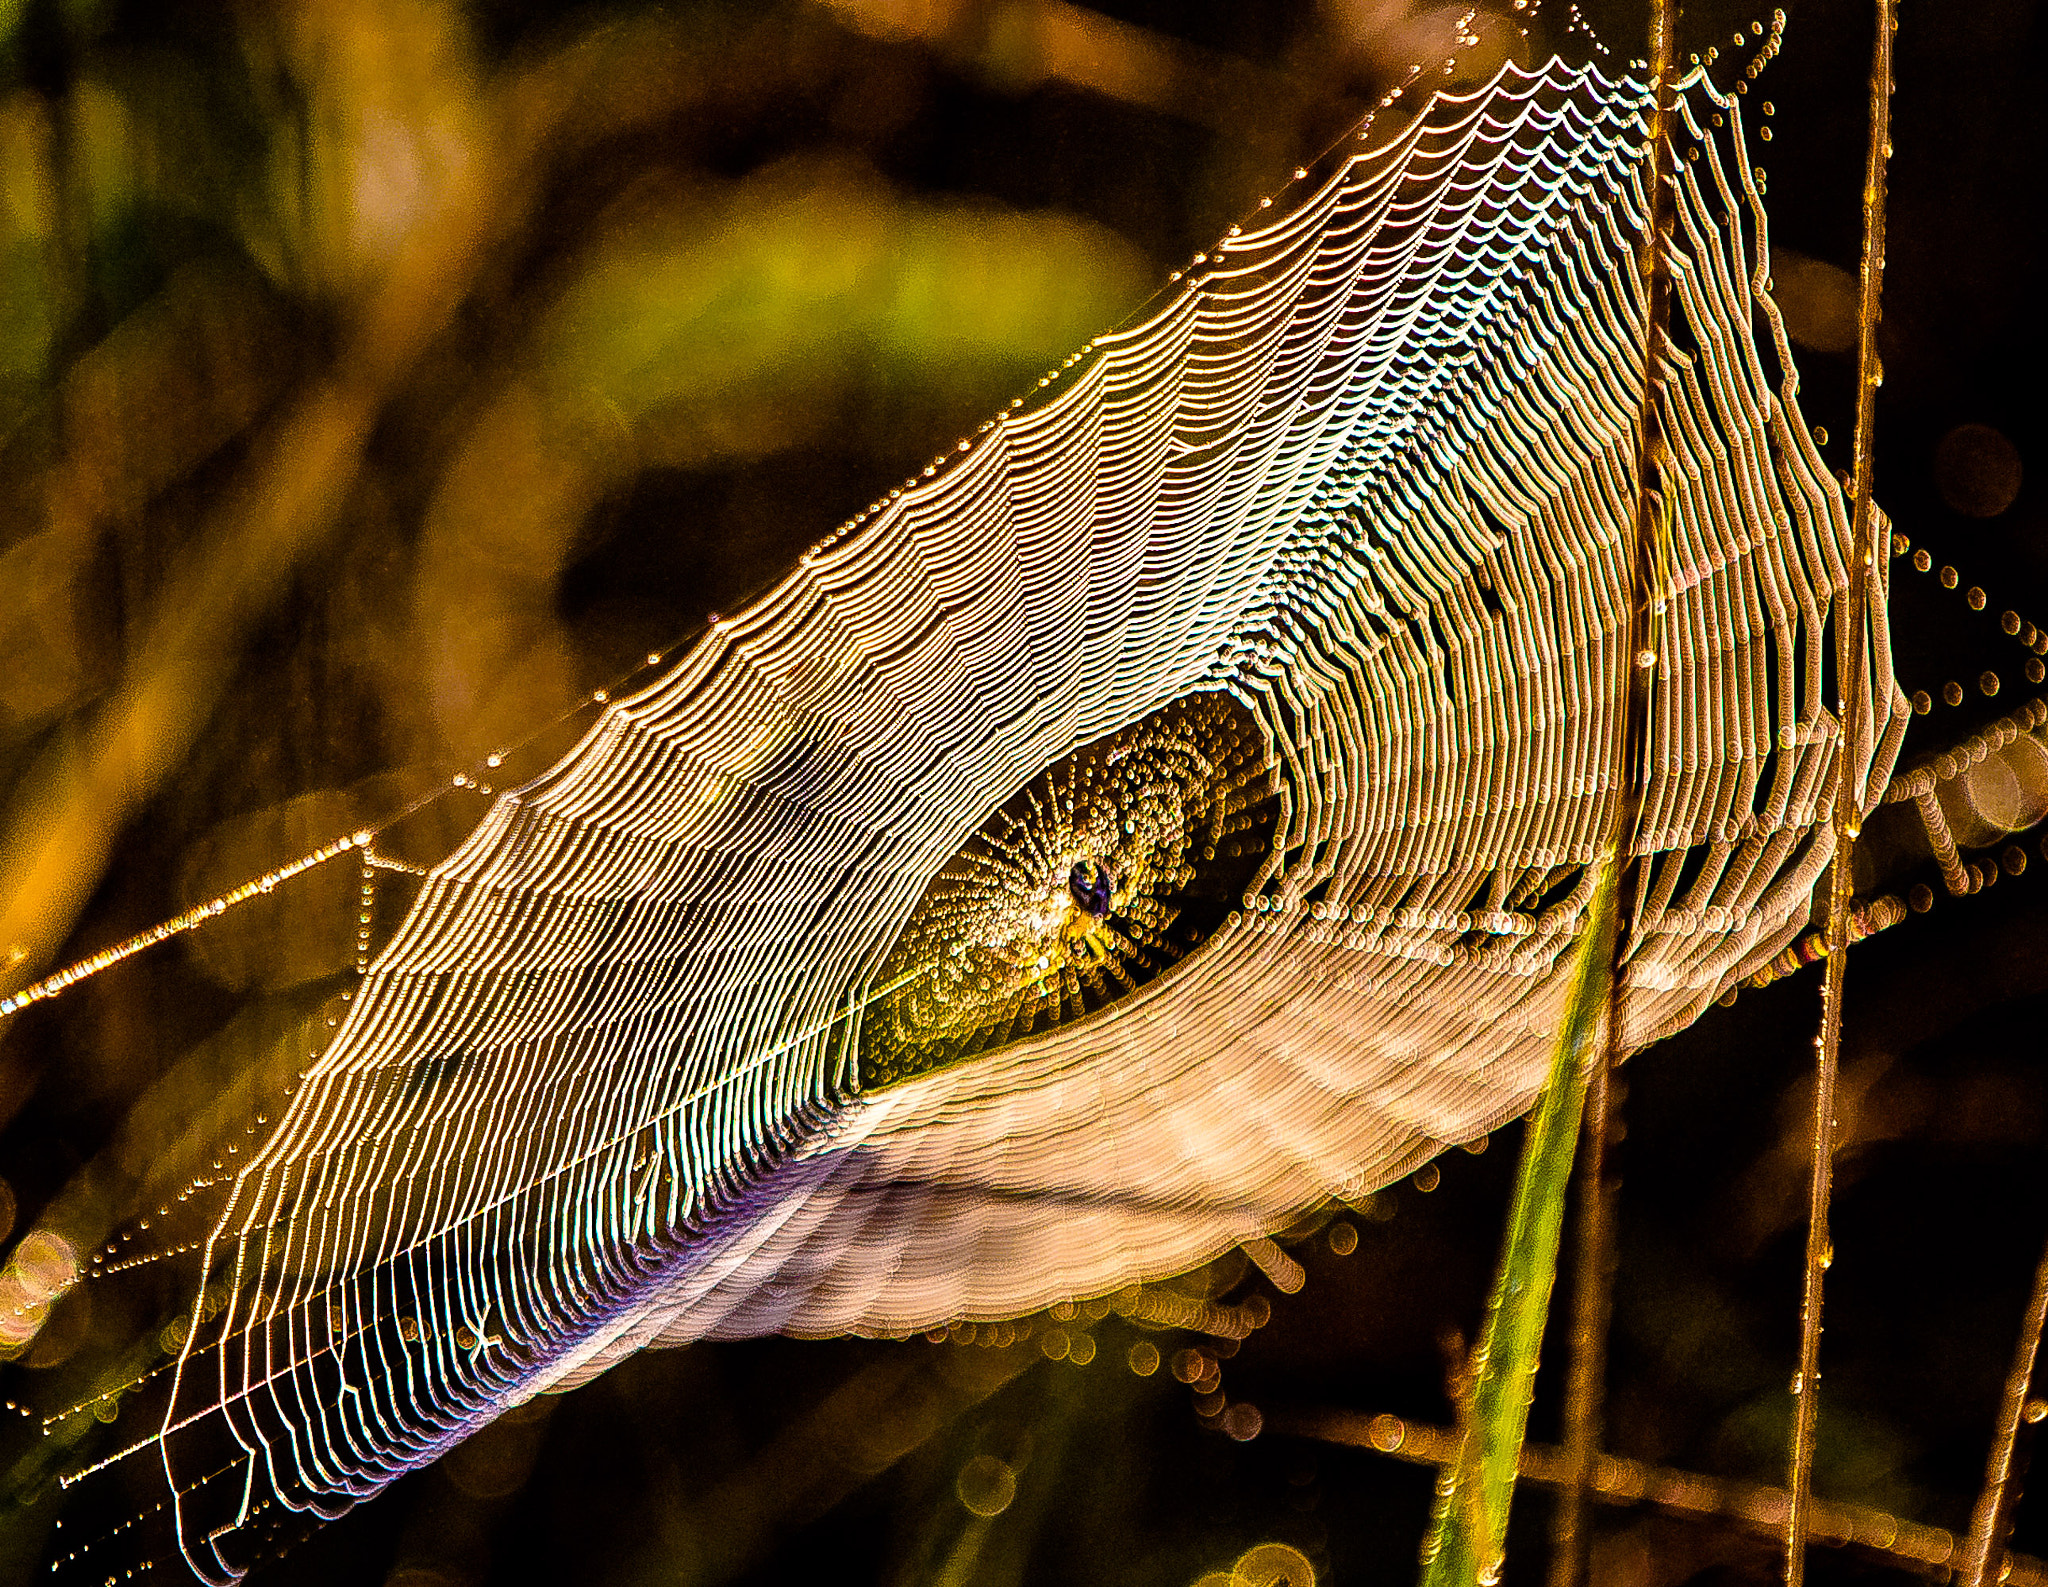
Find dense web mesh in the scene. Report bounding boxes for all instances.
[856,692,1281,1086]
[138,58,1902,1580]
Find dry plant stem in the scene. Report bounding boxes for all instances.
[1551,10,1677,1584]
[1297,1409,2047,1587]
[1958,1237,2048,1587]
[1787,1,1894,1582]
[1552,1050,1619,1587]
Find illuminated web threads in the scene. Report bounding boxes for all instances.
[1885,696,2048,897]
[83,58,1902,1582]
[0,835,368,1019]
[859,693,1277,1086]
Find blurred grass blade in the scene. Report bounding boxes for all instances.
[1419,853,1621,1587]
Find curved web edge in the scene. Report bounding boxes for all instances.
[112,55,1902,1580]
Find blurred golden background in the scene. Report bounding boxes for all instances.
[0,0,2043,1584]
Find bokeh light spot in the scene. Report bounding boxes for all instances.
[1935,423,2023,518]
[955,1454,1017,1518]
[1766,248,1857,354]
[1232,1540,1316,1586]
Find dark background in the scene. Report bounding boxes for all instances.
[0,0,2044,1584]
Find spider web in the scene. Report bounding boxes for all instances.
[98,56,1904,1582]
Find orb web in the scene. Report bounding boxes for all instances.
[859,691,1279,1087]
[57,57,1907,1582]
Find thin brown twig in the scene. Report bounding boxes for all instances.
[1787,0,1895,1582]
[1289,1407,2048,1587]
[1552,11,1677,1583]
[1553,1043,1620,1587]
[1958,1237,2048,1587]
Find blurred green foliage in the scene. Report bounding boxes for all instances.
[0,0,1167,1010]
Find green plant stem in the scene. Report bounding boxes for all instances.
[1419,856,1620,1587]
